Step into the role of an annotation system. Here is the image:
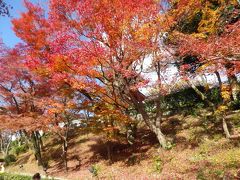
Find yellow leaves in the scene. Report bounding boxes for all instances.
[197,0,228,35]
[196,62,213,72]
[191,33,207,39]
[215,105,228,115]
[221,91,231,101]
[215,84,231,114]
[134,23,154,42]
[218,105,228,112]
[198,8,220,34]
[221,85,231,101]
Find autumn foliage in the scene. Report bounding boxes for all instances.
[0,0,240,174]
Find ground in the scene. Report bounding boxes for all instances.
[5,111,240,180]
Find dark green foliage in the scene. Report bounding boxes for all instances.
[159,86,222,116]
[230,99,240,110]
[177,11,203,34]
[4,154,16,166]
[146,86,215,116]
[221,3,240,25]
[208,0,220,10]
[206,87,222,104]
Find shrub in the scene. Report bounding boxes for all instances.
[13,144,29,156]
[4,154,16,166]
[152,156,163,173]
[89,164,100,177]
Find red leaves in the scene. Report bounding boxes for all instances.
[176,20,240,70]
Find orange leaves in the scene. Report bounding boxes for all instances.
[50,55,71,73]
[12,1,49,50]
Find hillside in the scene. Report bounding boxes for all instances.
[4,111,240,180]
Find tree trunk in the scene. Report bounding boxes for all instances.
[128,88,167,148]
[222,117,231,138]
[60,125,69,172]
[106,142,112,164]
[153,126,167,149]
[133,102,167,148]
[31,132,44,167]
[5,141,11,156]
[39,135,44,152]
[138,110,167,148]
[215,71,222,88]
[188,80,216,111]
[62,138,68,172]
[225,63,238,101]
[230,77,239,101]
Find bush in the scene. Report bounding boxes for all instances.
[4,154,16,166]
[13,144,29,156]
[89,164,100,177]
[152,156,163,173]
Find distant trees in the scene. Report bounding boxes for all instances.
[0,43,50,167]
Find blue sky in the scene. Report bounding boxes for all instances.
[0,0,27,47]
[0,0,47,47]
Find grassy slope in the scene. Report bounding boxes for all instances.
[6,111,240,180]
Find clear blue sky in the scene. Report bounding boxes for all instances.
[0,0,47,47]
[0,0,26,47]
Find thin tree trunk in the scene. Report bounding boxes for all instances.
[106,142,112,164]
[133,100,167,148]
[154,127,167,148]
[188,80,215,111]
[230,77,239,101]
[31,132,43,166]
[222,117,231,138]
[36,131,44,151]
[136,102,167,148]
[60,125,69,172]
[127,81,168,148]
[215,71,222,88]
[63,138,68,172]
[5,141,11,156]
[224,63,238,101]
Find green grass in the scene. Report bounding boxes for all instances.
[0,173,32,180]
[0,173,55,180]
